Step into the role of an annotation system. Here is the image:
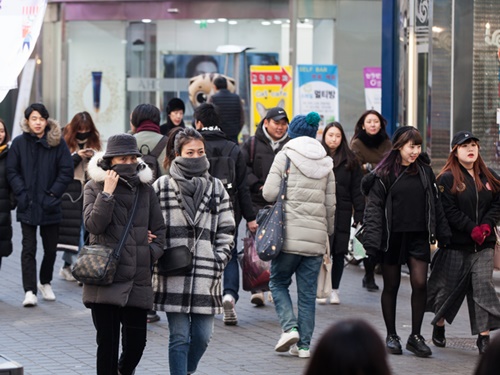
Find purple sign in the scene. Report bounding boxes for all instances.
[363,67,382,89]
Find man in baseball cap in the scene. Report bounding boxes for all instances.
[264,107,289,123]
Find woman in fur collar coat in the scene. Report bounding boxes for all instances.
[82,134,165,375]
[152,127,235,375]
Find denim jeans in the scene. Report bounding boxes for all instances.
[166,312,214,375]
[90,304,148,375]
[21,222,59,292]
[223,226,239,302]
[269,252,322,349]
[62,224,85,266]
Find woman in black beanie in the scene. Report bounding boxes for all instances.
[160,98,186,136]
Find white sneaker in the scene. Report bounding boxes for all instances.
[275,328,300,352]
[330,289,340,305]
[59,266,76,282]
[222,294,238,326]
[316,297,328,305]
[23,291,38,307]
[267,291,274,303]
[289,344,311,358]
[37,283,56,301]
[251,292,265,306]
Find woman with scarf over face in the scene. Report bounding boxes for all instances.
[152,127,235,375]
[57,111,102,281]
[350,110,392,292]
[82,134,165,375]
[427,131,500,355]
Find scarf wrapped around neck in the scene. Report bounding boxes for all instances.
[169,156,211,221]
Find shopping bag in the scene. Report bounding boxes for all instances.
[316,253,332,299]
[352,224,367,260]
[494,227,500,270]
[242,233,270,291]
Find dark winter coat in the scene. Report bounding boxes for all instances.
[360,155,451,256]
[437,167,500,252]
[331,156,365,255]
[200,126,256,224]
[0,146,13,257]
[351,135,392,173]
[6,119,74,226]
[152,174,235,315]
[241,120,289,212]
[82,153,166,309]
[209,89,244,143]
[159,119,185,137]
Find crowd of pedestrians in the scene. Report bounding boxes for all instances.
[1,98,500,374]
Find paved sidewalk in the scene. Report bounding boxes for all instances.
[0,221,496,375]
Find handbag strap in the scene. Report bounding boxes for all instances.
[277,156,291,202]
[113,188,141,259]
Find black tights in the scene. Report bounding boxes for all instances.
[381,257,428,336]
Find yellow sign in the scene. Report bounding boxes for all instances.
[249,65,293,135]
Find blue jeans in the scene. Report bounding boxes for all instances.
[223,226,239,302]
[166,313,214,375]
[269,252,322,349]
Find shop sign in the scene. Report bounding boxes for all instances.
[363,67,382,113]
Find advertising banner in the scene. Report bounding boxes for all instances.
[250,65,293,135]
[363,67,382,113]
[0,0,47,102]
[297,65,339,137]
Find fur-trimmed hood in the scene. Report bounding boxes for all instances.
[87,151,154,184]
[21,118,61,147]
[282,137,333,179]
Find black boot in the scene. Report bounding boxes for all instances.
[386,334,402,355]
[432,324,446,347]
[477,334,490,354]
[362,275,379,291]
[406,334,432,357]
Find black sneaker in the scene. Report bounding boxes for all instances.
[147,310,160,323]
[362,275,379,291]
[406,334,432,357]
[386,334,402,355]
[432,324,446,347]
[477,334,489,354]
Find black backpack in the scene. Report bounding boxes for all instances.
[208,142,238,202]
[139,136,168,181]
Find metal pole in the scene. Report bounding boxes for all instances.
[289,0,297,69]
[60,3,68,124]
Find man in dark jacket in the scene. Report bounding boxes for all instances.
[194,103,257,325]
[7,103,73,307]
[209,76,244,144]
[240,106,289,306]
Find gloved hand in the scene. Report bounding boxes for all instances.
[471,226,486,245]
[480,224,491,237]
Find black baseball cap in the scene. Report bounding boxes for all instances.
[451,131,480,148]
[264,107,289,123]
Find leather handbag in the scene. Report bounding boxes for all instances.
[494,227,500,271]
[72,190,139,285]
[317,237,332,299]
[256,157,291,261]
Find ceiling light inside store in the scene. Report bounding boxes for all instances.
[142,19,152,23]
[261,21,271,26]
[273,20,282,25]
[218,18,227,22]
[207,19,216,23]
[194,20,202,24]
[228,20,238,25]
[432,26,443,33]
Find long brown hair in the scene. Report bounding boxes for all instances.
[63,112,102,152]
[0,118,9,146]
[351,109,389,140]
[437,140,500,194]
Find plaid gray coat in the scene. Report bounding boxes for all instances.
[152,176,235,315]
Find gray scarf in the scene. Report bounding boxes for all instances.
[169,156,211,221]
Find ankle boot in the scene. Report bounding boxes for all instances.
[432,324,446,347]
[477,334,490,354]
[362,275,379,291]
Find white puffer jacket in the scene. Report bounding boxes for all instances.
[262,137,336,256]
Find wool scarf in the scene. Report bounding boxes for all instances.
[169,156,211,221]
[357,129,388,149]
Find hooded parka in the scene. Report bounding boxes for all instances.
[262,137,336,256]
[6,118,74,226]
[82,153,166,309]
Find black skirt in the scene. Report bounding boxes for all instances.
[382,231,430,265]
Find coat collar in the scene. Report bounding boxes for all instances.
[21,118,61,147]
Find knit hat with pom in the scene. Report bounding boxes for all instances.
[288,112,321,139]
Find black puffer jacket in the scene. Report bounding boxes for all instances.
[0,146,13,257]
[331,157,365,255]
[200,126,255,224]
[361,154,451,255]
[6,119,74,226]
[240,120,289,212]
[437,167,500,252]
[82,153,166,309]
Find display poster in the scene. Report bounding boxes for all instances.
[297,65,339,137]
[250,65,293,135]
[363,67,382,113]
[0,0,47,102]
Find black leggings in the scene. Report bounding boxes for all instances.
[381,256,428,336]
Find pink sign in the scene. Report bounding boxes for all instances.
[363,67,382,89]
